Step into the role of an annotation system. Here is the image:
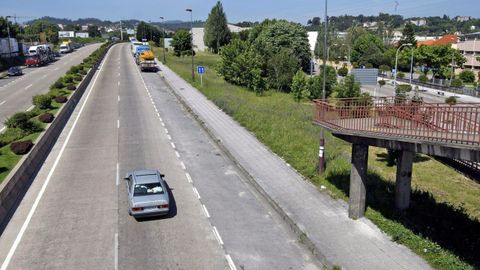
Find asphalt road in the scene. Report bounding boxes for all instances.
[0,44,101,130]
[0,43,322,269]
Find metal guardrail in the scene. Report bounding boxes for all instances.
[378,74,480,97]
[313,97,480,146]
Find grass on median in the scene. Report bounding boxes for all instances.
[156,48,480,270]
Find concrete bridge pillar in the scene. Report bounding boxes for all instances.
[349,143,369,219]
[395,150,414,211]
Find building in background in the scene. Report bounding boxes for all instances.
[0,38,19,58]
[75,32,89,38]
[58,31,75,38]
[457,32,480,70]
[417,34,458,48]
[192,24,248,51]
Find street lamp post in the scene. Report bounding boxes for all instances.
[186,8,195,81]
[149,20,153,42]
[319,0,328,174]
[409,47,414,85]
[160,17,166,64]
[394,43,412,94]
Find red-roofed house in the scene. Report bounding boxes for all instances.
[417,34,458,47]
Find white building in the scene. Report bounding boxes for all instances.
[192,24,248,51]
[75,32,89,38]
[410,19,427,26]
[457,32,480,70]
[81,25,89,31]
[58,31,75,38]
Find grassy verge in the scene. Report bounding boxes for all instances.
[156,49,480,270]
[0,42,111,185]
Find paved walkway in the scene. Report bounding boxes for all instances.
[158,63,432,270]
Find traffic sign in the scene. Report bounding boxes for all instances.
[197,66,206,74]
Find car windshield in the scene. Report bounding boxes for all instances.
[133,182,164,196]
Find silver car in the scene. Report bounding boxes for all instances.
[124,169,170,218]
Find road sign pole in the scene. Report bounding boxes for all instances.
[200,74,203,87]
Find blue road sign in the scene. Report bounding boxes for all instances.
[197,66,206,74]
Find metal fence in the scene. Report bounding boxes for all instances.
[313,97,480,145]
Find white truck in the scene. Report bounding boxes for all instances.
[60,42,73,54]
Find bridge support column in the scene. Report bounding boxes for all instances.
[349,143,369,219]
[395,150,414,211]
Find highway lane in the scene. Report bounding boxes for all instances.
[140,53,323,268]
[0,44,101,130]
[0,43,323,269]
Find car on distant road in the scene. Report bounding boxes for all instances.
[7,66,23,76]
[124,169,170,218]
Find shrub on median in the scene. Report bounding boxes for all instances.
[73,75,83,82]
[79,69,87,75]
[38,112,54,123]
[54,96,68,103]
[33,94,52,110]
[50,79,64,90]
[10,140,34,155]
[0,128,27,147]
[5,112,41,133]
[66,84,76,91]
[63,75,74,84]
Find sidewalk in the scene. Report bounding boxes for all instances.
[158,63,432,270]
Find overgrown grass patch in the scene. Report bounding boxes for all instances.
[159,49,480,270]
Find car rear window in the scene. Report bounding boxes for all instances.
[134,182,164,196]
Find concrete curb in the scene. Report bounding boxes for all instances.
[0,43,115,233]
[158,71,333,269]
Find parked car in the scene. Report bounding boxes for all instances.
[7,66,23,76]
[124,169,170,218]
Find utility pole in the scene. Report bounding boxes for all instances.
[120,20,123,41]
[186,8,195,81]
[409,47,414,85]
[319,0,328,174]
[6,16,12,65]
[160,17,166,64]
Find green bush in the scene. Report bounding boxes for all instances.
[451,78,463,88]
[66,84,76,91]
[337,67,348,77]
[445,96,457,105]
[0,128,27,147]
[69,65,80,74]
[63,75,74,84]
[79,69,87,75]
[73,75,82,82]
[4,112,40,133]
[418,74,428,83]
[397,72,405,79]
[50,79,64,90]
[459,70,476,83]
[33,94,52,110]
[396,84,412,93]
[378,80,386,88]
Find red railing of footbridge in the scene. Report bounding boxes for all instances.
[313,97,480,146]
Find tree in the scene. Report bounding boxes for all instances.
[399,23,417,47]
[416,45,465,78]
[0,17,22,39]
[171,29,193,57]
[418,74,428,83]
[379,64,390,75]
[254,20,311,70]
[23,20,60,44]
[267,48,299,91]
[135,21,163,44]
[87,25,101,37]
[351,32,386,68]
[459,70,475,83]
[291,70,309,101]
[445,96,457,105]
[204,1,231,53]
[334,75,361,98]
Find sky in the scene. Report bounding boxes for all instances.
[2,0,480,24]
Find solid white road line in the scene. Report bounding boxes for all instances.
[185,173,192,183]
[202,204,210,218]
[0,45,111,270]
[114,233,119,270]
[26,105,34,112]
[225,255,237,270]
[116,163,119,186]
[192,187,201,199]
[212,226,224,246]
[24,84,32,90]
